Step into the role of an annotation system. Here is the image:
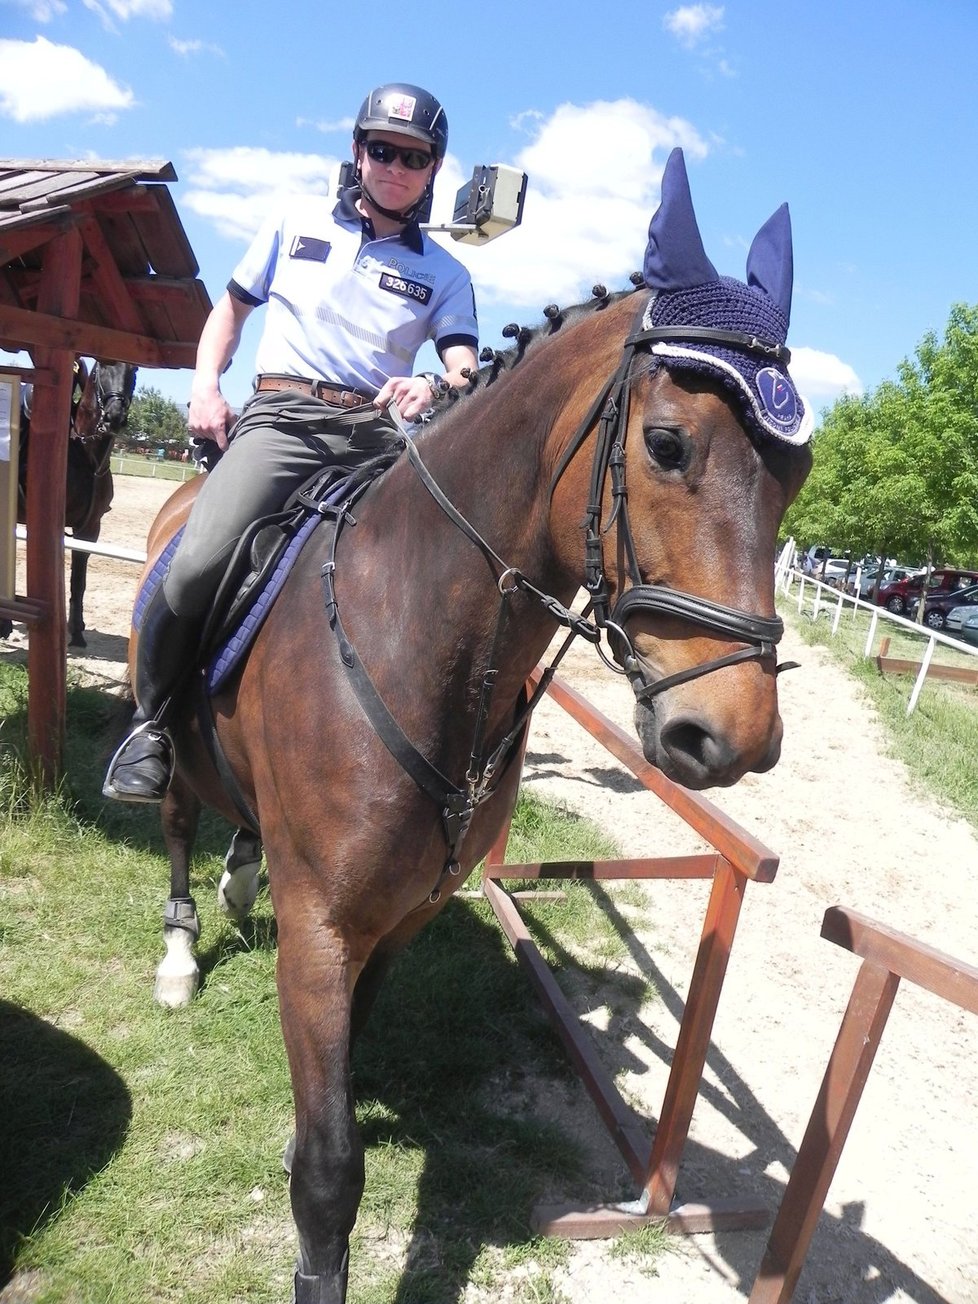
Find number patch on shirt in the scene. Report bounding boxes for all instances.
[378,272,432,305]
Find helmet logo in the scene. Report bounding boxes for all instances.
[387,94,417,124]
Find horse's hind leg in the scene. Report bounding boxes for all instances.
[68,548,89,648]
[217,828,263,923]
[277,909,363,1304]
[154,776,203,1007]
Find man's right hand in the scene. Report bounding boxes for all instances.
[188,388,236,451]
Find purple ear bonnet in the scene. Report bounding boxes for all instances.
[642,150,813,445]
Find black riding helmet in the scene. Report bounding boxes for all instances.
[354,83,449,159]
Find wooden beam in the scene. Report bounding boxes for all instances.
[27,229,82,780]
[0,158,176,180]
[0,301,198,368]
[0,216,76,261]
[77,210,146,334]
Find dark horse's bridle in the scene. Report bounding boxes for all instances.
[322,311,793,902]
[69,362,134,532]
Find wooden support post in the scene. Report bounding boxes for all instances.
[485,671,775,1239]
[25,228,82,782]
[749,907,978,1303]
[748,959,899,1304]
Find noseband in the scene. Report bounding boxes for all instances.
[548,318,788,702]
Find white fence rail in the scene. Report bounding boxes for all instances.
[777,543,978,714]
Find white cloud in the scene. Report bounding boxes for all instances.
[664,4,725,48]
[790,346,863,408]
[2,0,67,20]
[82,0,171,22]
[181,146,341,241]
[438,99,709,310]
[0,36,134,122]
[297,115,356,136]
[169,36,225,58]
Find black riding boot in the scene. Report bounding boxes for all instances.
[102,587,201,803]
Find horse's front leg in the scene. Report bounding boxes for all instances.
[154,775,203,1007]
[277,906,363,1304]
[68,547,90,648]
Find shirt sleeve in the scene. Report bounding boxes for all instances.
[228,212,284,306]
[432,267,478,352]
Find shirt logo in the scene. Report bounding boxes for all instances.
[379,271,432,305]
[290,235,330,261]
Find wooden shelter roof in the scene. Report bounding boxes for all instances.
[0,158,212,368]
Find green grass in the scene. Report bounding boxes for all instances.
[110,454,195,483]
[0,660,665,1303]
[783,597,978,829]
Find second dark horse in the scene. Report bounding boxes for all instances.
[4,359,137,647]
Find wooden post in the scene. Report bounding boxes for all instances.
[25,228,82,782]
[0,372,19,600]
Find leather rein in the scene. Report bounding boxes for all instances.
[321,314,791,902]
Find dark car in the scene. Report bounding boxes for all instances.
[908,582,978,630]
[876,567,978,616]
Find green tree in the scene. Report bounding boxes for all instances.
[126,386,189,450]
[784,302,978,572]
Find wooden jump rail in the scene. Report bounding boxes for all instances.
[482,668,780,1239]
[749,906,978,1303]
[876,635,978,686]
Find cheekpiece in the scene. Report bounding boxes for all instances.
[642,149,813,446]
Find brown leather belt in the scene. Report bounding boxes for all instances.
[255,374,373,409]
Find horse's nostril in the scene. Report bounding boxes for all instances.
[659,715,735,778]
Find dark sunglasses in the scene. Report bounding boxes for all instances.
[364,140,433,171]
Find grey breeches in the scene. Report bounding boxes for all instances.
[162,390,400,618]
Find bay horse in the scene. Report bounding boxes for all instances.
[0,360,137,646]
[131,151,812,1302]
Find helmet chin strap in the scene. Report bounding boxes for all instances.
[358,179,423,223]
[354,150,432,224]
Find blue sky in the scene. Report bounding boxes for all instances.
[2,0,976,422]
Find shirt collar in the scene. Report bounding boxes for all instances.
[334,186,425,255]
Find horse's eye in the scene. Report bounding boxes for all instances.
[644,427,689,470]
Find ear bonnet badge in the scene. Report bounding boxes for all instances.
[642,149,813,445]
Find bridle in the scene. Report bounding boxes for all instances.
[72,363,134,477]
[546,314,790,703]
[321,306,794,900]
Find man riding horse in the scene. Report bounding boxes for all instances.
[103,81,478,802]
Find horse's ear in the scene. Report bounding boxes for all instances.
[643,148,719,291]
[746,202,794,323]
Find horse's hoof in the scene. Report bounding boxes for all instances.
[218,860,261,923]
[153,946,200,1007]
[153,967,199,1008]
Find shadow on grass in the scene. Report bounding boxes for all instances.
[350,895,592,1303]
[0,1001,132,1287]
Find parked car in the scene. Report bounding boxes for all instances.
[876,567,978,616]
[907,582,978,630]
[846,564,919,600]
[802,546,850,585]
[945,603,978,646]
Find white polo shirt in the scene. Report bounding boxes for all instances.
[229,188,478,395]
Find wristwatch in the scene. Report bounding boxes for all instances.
[420,371,449,399]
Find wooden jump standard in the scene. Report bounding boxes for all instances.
[482,668,780,1237]
[749,906,978,1303]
